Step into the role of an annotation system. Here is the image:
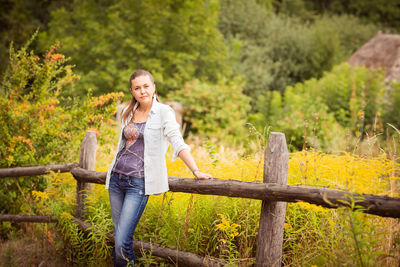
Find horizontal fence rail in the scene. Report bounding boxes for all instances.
[0,163,78,177]
[2,166,400,218]
[0,214,57,223]
[69,167,400,218]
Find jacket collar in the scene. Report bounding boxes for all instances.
[149,94,159,115]
[132,94,159,116]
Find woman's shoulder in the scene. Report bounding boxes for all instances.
[154,101,174,113]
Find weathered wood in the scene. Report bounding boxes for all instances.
[69,167,400,218]
[10,174,398,218]
[76,131,97,219]
[132,240,224,267]
[4,164,399,219]
[71,167,106,184]
[0,163,78,178]
[168,178,400,218]
[256,132,288,267]
[0,214,57,223]
[72,217,225,266]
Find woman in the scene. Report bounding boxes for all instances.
[105,69,213,266]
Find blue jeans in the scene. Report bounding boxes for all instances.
[108,172,149,266]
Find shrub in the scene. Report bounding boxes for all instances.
[250,84,344,151]
[314,63,386,136]
[383,81,400,130]
[249,63,389,150]
[0,36,122,222]
[168,78,250,143]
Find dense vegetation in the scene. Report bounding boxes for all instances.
[1,0,399,265]
[0,35,122,229]
[1,0,399,145]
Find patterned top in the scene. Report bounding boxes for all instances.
[106,99,190,195]
[112,121,146,177]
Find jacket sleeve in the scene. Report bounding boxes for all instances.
[161,105,190,161]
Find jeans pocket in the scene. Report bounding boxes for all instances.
[109,173,120,189]
[127,178,145,194]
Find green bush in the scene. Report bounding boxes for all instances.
[249,63,389,150]
[315,63,386,136]
[250,84,344,151]
[0,37,122,221]
[313,15,379,59]
[383,81,400,129]
[169,78,250,143]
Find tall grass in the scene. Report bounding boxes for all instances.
[1,122,395,266]
[23,131,397,266]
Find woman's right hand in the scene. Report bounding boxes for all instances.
[194,170,213,179]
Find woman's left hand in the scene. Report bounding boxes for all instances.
[194,170,213,179]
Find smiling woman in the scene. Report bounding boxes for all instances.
[105,69,213,266]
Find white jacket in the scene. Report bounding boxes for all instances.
[105,97,189,195]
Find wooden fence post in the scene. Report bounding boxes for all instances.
[76,131,97,219]
[256,132,289,266]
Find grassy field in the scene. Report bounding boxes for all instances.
[1,131,399,266]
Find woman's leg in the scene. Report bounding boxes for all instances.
[108,173,125,266]
[112,176,148,266]
[109,174,124,235]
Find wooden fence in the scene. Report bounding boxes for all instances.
[1,131,400,266]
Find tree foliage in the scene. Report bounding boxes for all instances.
[275,0,400,32]
[169,78,250,143]
[218,0,379,112]
[38,0,231,97]
[0,37,122,216]
[249,63,396,150]
[328,0,400,32]
[0,0,72,76]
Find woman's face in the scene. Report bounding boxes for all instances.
[131,75,156,106]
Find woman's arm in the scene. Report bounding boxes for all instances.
[178,149,213,179]
[161,105,212,179]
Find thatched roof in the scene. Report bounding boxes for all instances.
[348,32,400,81]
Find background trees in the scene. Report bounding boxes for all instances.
[38,0,231,97]
[0,0,399,147]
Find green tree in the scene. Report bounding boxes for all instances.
[329,0,400,32]
[39,0,231,97]
[275,0,400,32]
[218,0,378,114]
[0,0,72,76]
[218,0,274,109]
[312,14,379,59]
[316,63,385,137]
